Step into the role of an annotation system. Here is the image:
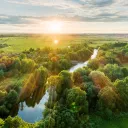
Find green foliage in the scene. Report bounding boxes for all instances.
[72,68,90,84]
[101,64,124,81]
[35,116,55,128]
[21,58,36,73]
[58,59,71,71]
[5,90,18,105]
[0,105,10,115]
[87,59,99,70]
[0,90,18,116]
[59,70,72,89]
[13,58,21,70]
[0,90,7,103]
[5,116,33,128]
[66,87,88,114]
[19,53,26,59]
[0,118,4,127]
[34,66,48,87]
[98,86,118,111]
[20,66,48,101]
[121,67,128,77]
[0,70,4,79]
[89,71,112,88]
[0,63,6,71]
[47,75,62,95]
[114,77,128,109]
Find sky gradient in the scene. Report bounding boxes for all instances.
[0,0,128,33]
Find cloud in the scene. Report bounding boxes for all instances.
[0,15,38,24]
[7,0,82,9]
[2,0,128,22]
[1,13,128,25]
[81,0,114,7]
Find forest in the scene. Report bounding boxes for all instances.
[0,34,128,128]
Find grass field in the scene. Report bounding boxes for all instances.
[0,74,29,90]
[99,117,128,128]
[0,34,127,53]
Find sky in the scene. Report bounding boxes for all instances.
[0,0,128,33]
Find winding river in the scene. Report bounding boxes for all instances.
[69,49,98,72]
[16,49,98,123]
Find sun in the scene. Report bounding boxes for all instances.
[48,20,62,33]
[54,40,59,44]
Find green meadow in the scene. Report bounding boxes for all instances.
[0,34,127,53]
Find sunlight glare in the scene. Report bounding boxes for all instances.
[49,20,62,33]
[54,40,59,44]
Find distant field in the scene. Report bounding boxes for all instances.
[0,34,128,53]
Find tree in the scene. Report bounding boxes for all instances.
[20,66,48,100]
[0,91,7,103]
[13,58,21,71]
[21,59,36,73]
[121,67,128,77]
[0,118,4,127]
[66,87,88,114]
[46,105,78,128]
[59,59,71,71]
[72,68,90,84]
[5,90,18,106]
[114,77,128,110]
[0,63,6,71]
[0,70,4,79]
[87,59,99,70]
[89,71,112,89]
[0,105,9,116]
[19,53,26,60]
[77,48,92,61]
[34,66,48,87]
[98,86,118,111]
[102,64,124,81]
[47,75,62,95]
[59,70,72,89]
[5,116,32,128]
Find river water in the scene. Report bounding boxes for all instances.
[17,49,98,123]
[69,49,98,72]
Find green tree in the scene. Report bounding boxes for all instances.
[87,59,99,70]
[89,71,112,89]
[72,68,90,84]
[59,70,72,89]
[102,64,124,81]
[0,70,4,79]
[114,77,128,110]
[98,86,118,111]
[0,118,4,127]
[34,66,48,87]
[5,90,18,107]
[66,87,88,114]
[21,59,36,73]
